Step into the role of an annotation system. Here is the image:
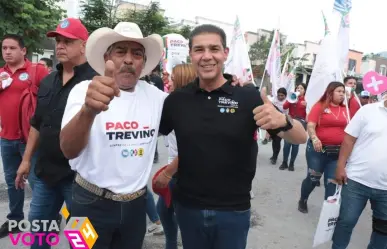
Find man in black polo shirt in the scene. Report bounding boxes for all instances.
[14,18,97,249]
[158,24,307,249]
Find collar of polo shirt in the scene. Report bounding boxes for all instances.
[191,74,234,95]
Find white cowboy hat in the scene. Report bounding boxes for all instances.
[86,22,163,78]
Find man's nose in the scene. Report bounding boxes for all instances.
[123,52,134,65]
[202,49,212,60]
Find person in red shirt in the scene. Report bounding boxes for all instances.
[344,76,361,118]
[0,34,48,235]
[298,81,348,213]
[280,83,307,171]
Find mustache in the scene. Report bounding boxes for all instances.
[119,66,136,74]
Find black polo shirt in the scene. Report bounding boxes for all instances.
[159,76,281,211]
[30,62,97,186]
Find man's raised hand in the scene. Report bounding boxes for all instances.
[84,60,120,114]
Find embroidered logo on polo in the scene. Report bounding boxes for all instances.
[218,97,238,114]
[60,19,70,29]
[19,73,29,81]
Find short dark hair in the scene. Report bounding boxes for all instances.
[2,34,25,48]
[343,76,356,83]
[188,24,227,50]
[39,57,53,68]
[277,87,287,96]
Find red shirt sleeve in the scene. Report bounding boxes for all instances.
[307,102,322,124]
[283,100,290,110]
[349,97,361,118]
[35,65,49,87]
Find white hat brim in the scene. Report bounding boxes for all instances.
[86,27,163,78]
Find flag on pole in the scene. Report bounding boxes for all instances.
[322,11,330,36]
[335,0,352,73]
[224,16,254,84]
[265,30,281,97]
[305,32,342,114]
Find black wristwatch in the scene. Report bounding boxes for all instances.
[279,114,293,132]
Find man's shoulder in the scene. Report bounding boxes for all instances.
[138,80,167,99]
[70,80,91,96]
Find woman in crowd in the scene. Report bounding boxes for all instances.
[155,63,197,249]
[280,83,307,171]
[269,87,288,165]
[298,82,348,213]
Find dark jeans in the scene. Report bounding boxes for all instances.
[271,135,282,159]
[332,179,387,249]
[175,201,250,249]
[300,140,337,200]
[1,138,37,221]
[156,179,178,249]
[28,177,72,249]
[146,188,160,223]
[71,183,146,249]
[282,140,299,165]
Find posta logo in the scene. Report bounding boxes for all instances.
[8,206,98,248]
[62,206,98,249]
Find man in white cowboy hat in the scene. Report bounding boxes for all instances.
[59,22,169,248]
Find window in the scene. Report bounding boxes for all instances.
[380,65,387,76]
[348,59,356,72]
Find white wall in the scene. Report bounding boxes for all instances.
[31,50,55,63]
[361,59,376,74]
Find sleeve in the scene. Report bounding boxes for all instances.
[61,82,88,129]
[159,94,174,136]
[345,105,366,138]
[283,100,290,110]
[307,102,322,124]
[36,66,49,87]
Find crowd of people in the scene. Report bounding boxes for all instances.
[0,16,386,249]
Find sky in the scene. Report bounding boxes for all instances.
[138,0,386,54]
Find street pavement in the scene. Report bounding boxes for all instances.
[0,138,371,248]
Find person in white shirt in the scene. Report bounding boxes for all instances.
[59,22,172,249]
[269,87,288,165]
[332,99,387,249]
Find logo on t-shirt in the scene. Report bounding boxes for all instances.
[218,97,238,114]
[19,73,29,81]
[121,148,144,158]
[105,121,156,141]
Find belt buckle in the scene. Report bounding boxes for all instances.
[111,194,121,201]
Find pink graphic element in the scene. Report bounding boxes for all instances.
[64,230,90,249]
[362,71,387,95]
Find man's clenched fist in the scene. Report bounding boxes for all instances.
[85,60,120,114]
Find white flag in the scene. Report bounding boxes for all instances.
[305,32,342,114]
[224,16,254,84]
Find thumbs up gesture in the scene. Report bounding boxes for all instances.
[85,60,121,115]
[253,87,287,130]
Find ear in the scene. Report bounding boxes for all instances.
[21,47,27,56]
[224,47,229,60]
[81,41,86,54]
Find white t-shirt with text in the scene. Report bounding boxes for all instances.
[345,101,387,190]
[61,80,167,194]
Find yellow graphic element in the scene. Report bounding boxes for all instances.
[138,148,144,157]
[80,218,98,248]
[71,219,78,229]
[62,207,98,249]
[230,108,235,113]
[61,206,70,220]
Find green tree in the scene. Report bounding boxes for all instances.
[80,0,118,33]
[121,2,192,37]
[0,0,65,54]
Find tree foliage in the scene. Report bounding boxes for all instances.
[0,0,65,55]
[80,1,192,38]
[80,0,118,32]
